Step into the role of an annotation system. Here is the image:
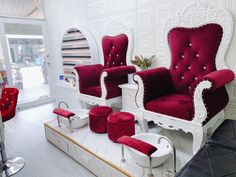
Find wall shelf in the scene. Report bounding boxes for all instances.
[61,27,98,87]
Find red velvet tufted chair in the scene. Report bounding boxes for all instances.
[0,87,25,175]
[0,87,19,122]
[74,22,135,106]
[134,3,235,154]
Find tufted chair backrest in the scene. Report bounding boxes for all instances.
[102,34,128,68]
[168,24,223,94]
[1,87,19,122]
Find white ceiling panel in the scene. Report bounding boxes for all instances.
[0,0,44,19]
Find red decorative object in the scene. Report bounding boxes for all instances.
[0,87,19,122]
[117,135,157,156]
[107,112,135,142]
[89,106,113,133]
[53,108,75,119]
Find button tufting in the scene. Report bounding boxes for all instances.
[181,76,184,80]
[116,54,119,57]
[112,46,115,49]
[194,77,197,80]
[121,62,123,65]
[181,55,184,59]
[188,66,191,70]
[188,86,191,90]
[196,54,199,57]
[113,62,115,64]
[109,54,111,57]
[175,65,178,69]
[189,43,192,47]
[203,66,206,70]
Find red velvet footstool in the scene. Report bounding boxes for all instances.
[89,106,113,133]
[107,112,135,142]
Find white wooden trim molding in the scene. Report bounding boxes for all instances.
[100,71,108,99]
[133,74,145,110]
[192,80,212,123]
[78,93,121,106]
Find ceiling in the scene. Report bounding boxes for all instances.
[0,0,44,19]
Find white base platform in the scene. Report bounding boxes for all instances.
[44,121,175,177]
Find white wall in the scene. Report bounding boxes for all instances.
[43,0,236,80]
[43,0,236,116]
[4,23,42,35]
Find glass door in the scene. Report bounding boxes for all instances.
[0,21,52,109]
[0,41,8,89]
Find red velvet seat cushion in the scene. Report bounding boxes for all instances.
[108,112,135,122]
[81,82,122,99]
[53,108,75,118]
[89,106,113,116]
[145,94,194,121]
[117,135,157,156]
[107,112,135,142]
[81,85,102,98]
[89,106,113,133]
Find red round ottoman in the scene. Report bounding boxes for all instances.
[107,112,135,142]
[89,106,113,133]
